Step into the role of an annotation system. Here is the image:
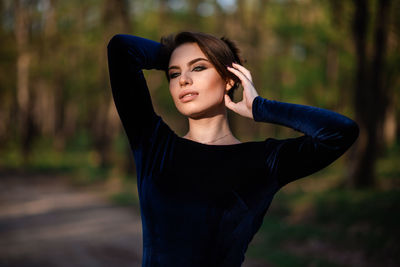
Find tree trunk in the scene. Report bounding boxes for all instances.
[371,0,391,151]
[349,0,391,188]
[14,0,35,163]
[39,0,57,138]
[92,0,131,169]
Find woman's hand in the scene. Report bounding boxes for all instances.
[224,63,259,119]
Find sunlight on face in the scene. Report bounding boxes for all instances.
[168,43,230,119]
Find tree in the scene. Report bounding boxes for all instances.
[349,0,392,188]
[14,0,36,163]
[90,0,132,169]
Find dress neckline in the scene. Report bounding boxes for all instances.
[159,116,265,147]
[176,133,262,147]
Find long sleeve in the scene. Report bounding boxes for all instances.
[252,96,359,187]
[107,34,168,149]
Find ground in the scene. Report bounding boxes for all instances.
[0,173,142,267]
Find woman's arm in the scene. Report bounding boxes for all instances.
[253,96,359,187]
[107,34,168,149]
[226,62,358,187]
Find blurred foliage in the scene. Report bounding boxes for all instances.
[0,0,398,174]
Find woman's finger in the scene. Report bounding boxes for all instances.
[232,62,253,82]
[224,93,238,112]
[227,66,252,86]
[225,93,253,119]
[227,66,259,109]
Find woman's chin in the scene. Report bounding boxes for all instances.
[180,109,205,119]
[180,106,225,120]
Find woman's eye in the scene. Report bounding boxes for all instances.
[193,66,206,71]
[169,66,205,79]
[169,73,180,79]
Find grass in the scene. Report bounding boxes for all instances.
[0,134,122,185]
[245,153,400,267]
[109,176,140,208]
[253,190,399,264]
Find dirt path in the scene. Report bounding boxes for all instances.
[0,172,267,267]
[0,173,142,267]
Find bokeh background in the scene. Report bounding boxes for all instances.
[0,0,399,266]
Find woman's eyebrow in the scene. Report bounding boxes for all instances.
[168,58,209,71]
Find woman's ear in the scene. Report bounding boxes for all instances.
[225,79,235,91]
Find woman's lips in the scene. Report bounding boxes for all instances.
[180,93,198,103]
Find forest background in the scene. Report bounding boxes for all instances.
[0,0,399,266]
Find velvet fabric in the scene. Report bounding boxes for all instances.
[107,34,359,267]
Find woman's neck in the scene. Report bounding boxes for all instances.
[183,111,241,145]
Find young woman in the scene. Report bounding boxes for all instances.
[107,32,358,267]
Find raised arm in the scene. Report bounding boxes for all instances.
[252,96,359,187]
[107,34,168,149]
[225,62,358,187]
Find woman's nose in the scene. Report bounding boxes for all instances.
[179,72,192,87]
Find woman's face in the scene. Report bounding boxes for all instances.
[168,42,231,119]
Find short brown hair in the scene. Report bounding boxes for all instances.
[160,31,244,99]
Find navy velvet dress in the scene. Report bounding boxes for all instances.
[107,34,359,267]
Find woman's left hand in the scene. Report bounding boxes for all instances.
[225,62,259,119]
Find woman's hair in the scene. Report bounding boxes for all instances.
[160,31,244,99]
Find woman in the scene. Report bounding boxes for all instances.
[107,32,358,267]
